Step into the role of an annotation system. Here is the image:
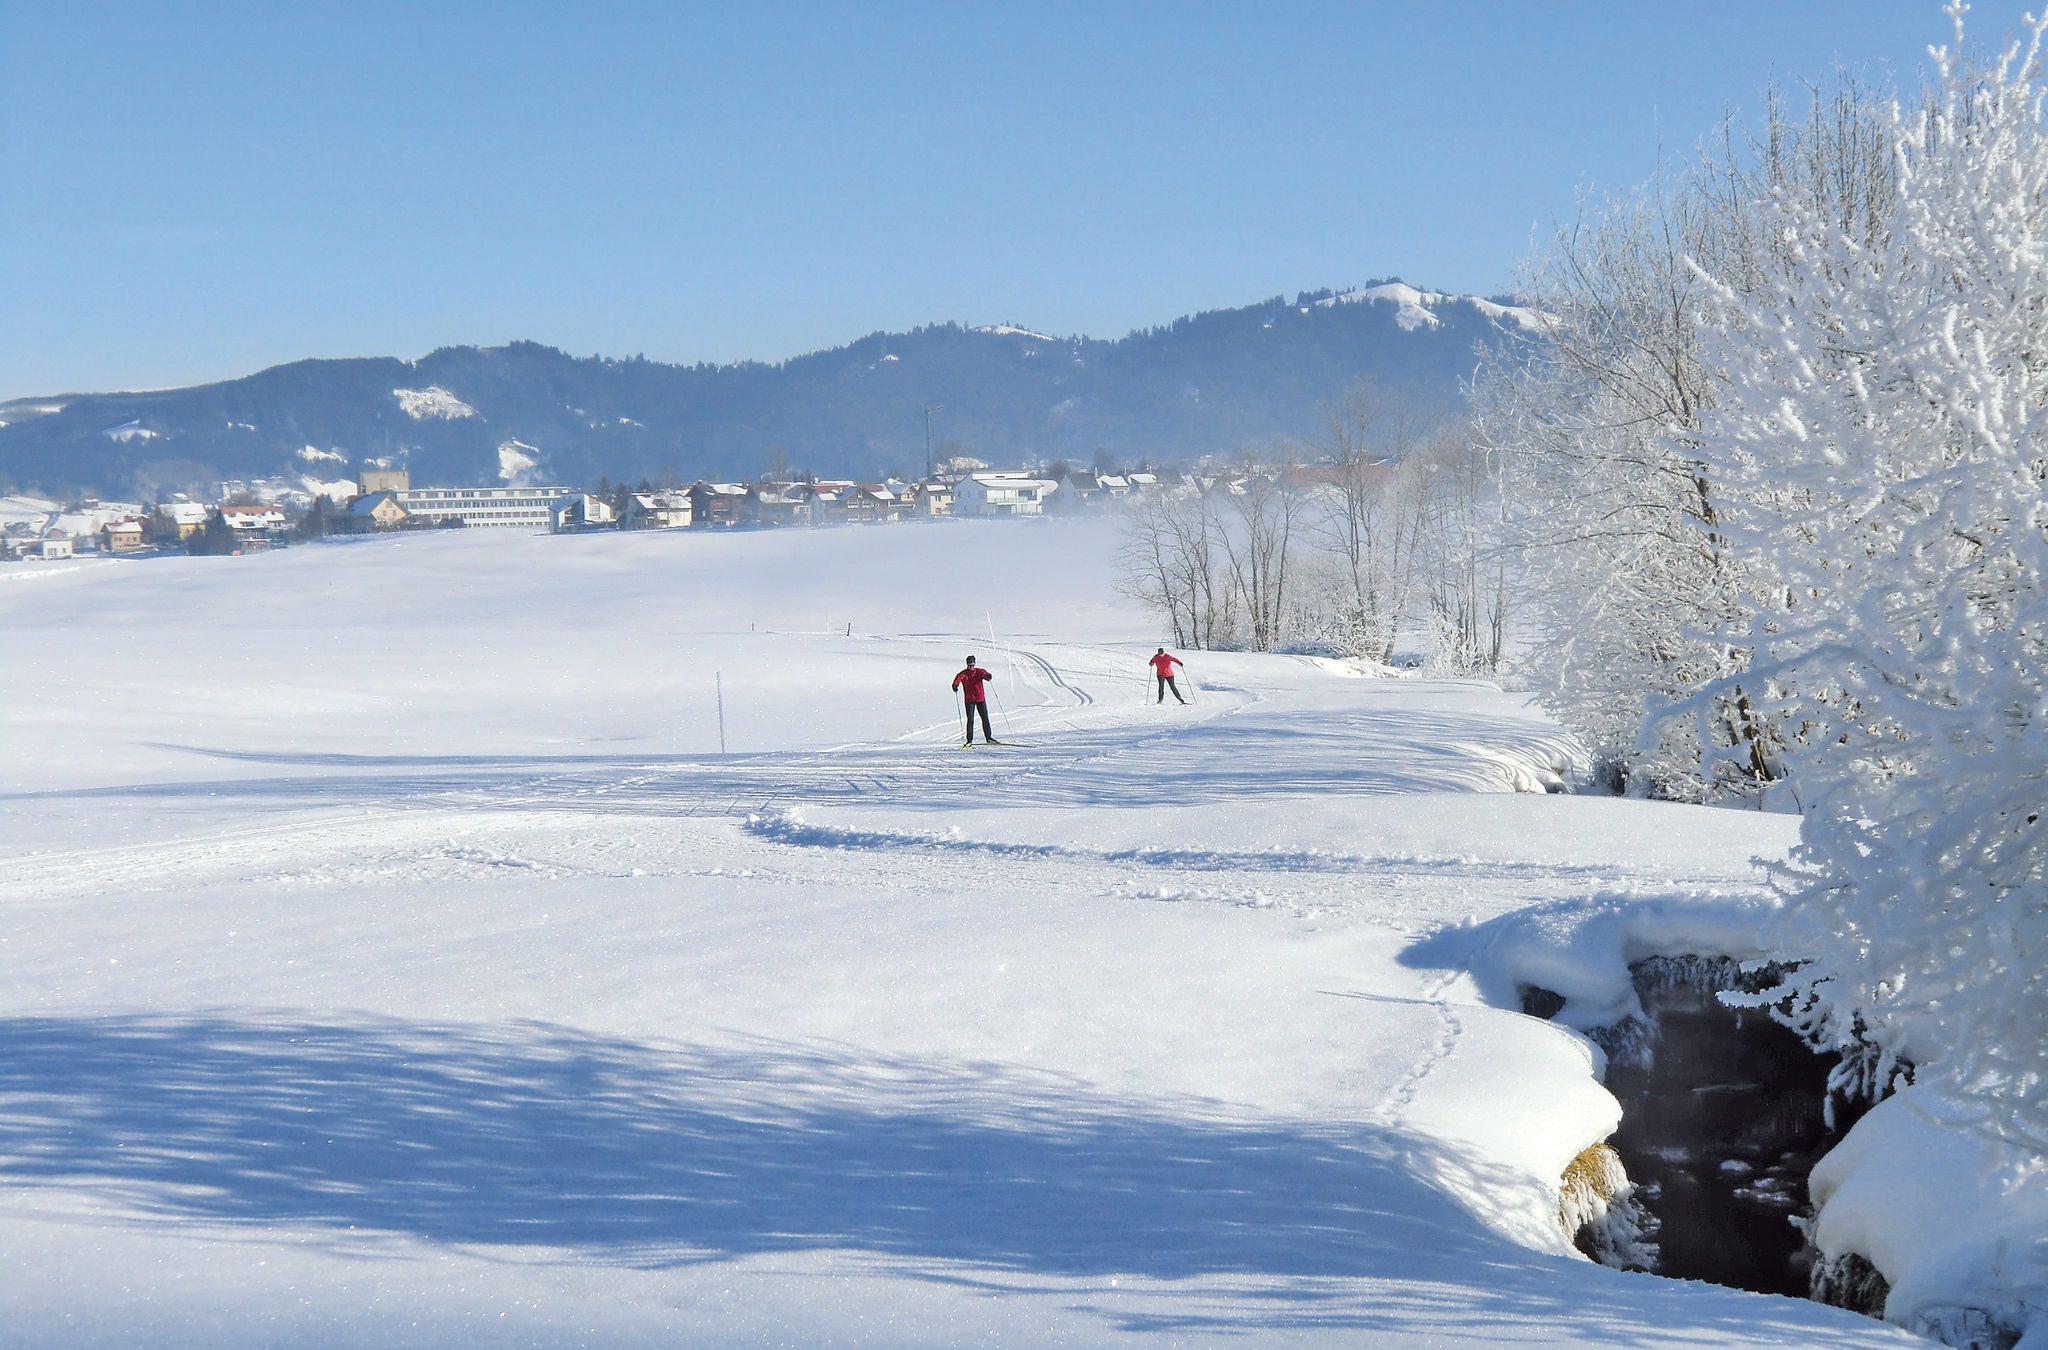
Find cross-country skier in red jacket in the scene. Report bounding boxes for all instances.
[1150,648,1186,704]
[952,655,998,744]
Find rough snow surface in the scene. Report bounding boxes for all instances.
[391,385,477,420]
[296,444,349,464]
[0,523,1923,1348]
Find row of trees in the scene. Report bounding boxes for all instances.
[1116,383,1509,674]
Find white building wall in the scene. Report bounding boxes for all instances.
[393,486,571,529]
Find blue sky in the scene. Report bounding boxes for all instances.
[0,2,2027,399]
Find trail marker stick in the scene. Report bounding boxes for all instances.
[717,671,727,755]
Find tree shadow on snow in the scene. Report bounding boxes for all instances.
[0,1013,1898,1342]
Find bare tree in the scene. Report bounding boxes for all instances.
[1211,457,1308,653]
[1411,427,1512,675]
[1118,485,1238,649]
[1311,380,1432,661]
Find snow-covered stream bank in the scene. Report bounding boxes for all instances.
[0,523,1986,1346]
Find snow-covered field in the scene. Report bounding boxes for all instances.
[0,523,1922,1347]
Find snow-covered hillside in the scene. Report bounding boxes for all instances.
[1316,281,1548,333]
[0,523,1922,1348]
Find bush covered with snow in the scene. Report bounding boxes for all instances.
[1692,10,2048,1158]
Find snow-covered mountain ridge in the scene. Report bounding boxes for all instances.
[1317,282,1549,333]
[0,281,1538,498]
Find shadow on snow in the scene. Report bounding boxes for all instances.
[0,1013,1897,1341]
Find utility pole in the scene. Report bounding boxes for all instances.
[923,403,945,479]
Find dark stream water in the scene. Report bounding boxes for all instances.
[1530,959,1860,1298]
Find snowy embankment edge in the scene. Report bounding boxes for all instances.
[1424,884,2048,1347]
[1810,1089,2048,1347]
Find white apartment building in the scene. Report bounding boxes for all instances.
[393,486,571,529]
[953,473,1059,518]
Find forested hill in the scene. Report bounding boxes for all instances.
[0,283,1539,499]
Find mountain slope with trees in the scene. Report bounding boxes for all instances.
[0,284,1529,498]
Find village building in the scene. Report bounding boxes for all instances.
[219,504,292,536]
[350,491,410,530]
[745,482,813,527]
[905,479,954,517]
[845,483,903,524]
[155,501,211,540]
[101,519,146,552]
[550,494,616,532]
[621,490,693,529]
[953,473,1059,518]
[358,469,410,495]
[687,482,748,527]
[389,485,570,529]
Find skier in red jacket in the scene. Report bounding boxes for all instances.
[952,655,998,744]
[1150,647,1186,704]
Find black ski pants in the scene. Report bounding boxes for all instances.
[964,699,994,742]
[1156,674,1185,704]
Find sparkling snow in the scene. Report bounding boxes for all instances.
[0,523,1922,1348]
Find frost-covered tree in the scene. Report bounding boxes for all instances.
[1472,185,1753,797]
[1694,9,2048,1148]
[1477,73,1896,798]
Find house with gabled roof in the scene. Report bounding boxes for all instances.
[622,491,692,529]
[847,483,902,523]
[687,482,748,527]
[101,518,146,552]
[219,503,291,535]
[746,482,813,527]
[350,491,410,531]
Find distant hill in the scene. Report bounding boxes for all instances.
[0,282,1538,499]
